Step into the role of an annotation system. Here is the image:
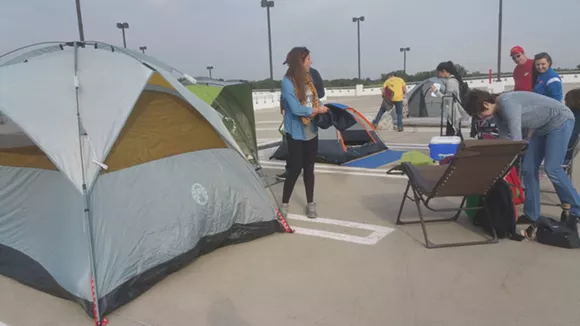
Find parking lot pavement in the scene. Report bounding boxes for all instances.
[3,86,580,326]
[3,168,580,326]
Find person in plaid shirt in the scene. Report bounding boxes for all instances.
[470,115,499,139]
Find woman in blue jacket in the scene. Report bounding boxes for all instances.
[279,47,329,218]
[533,52,563,102]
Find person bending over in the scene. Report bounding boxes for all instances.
[465,89,580,237]
[279,47,329,218]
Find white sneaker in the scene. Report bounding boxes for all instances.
[306,202,317,219]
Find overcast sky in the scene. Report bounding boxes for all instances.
[1,0,578,81]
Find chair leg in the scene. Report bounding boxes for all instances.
[423,197,498,249]
[451,197,467,221]
[396,187,498,248]
[396,182,411,225]
[412,187,433,247]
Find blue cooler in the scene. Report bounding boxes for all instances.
[428,136,462,161]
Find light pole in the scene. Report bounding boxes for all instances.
[75,0,85,41]
[352,16,365,79]
[400,47,410,75]
[496,0,503,81]
[261,0,275,83]
[116,22,129,48]
[139,46,147,54]
[207,66,214,79]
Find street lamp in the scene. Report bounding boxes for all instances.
[352,16,365,79]
[400,47,410,74]
[207,66,214,79]
[75,0,85,41]
[139,46,147,54]
[496,0,503,81]
[260,0,275,83]
[116,22,129,48]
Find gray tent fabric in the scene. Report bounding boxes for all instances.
[405,77,444,118]
[90,149,276,297]
[0,41,283,321]
[0,166,89,299]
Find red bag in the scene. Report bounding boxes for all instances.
[504,166,525,205]
[382,86,394,103]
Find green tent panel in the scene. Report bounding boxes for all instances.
[187,83,258,164]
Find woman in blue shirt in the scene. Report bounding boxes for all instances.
[532,52,563,102]
[280,47,329,218]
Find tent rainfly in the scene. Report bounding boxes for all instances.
[186,82,258,165]
[0,42,284,324]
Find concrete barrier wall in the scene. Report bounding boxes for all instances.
[252,72,580,110]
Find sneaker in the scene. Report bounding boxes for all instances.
[279,203,289,218]
[521,224,537,240]
[398,127,404,132]
[306,202,317,219]
[276,170,289,181]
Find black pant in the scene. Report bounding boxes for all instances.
[282,134,318,204]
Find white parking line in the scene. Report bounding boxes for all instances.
[287,214,395,245]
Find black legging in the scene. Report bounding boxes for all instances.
[282,134,318,204]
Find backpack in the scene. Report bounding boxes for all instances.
[472,179,523,240]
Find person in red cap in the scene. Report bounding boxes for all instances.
[511,45,534,92]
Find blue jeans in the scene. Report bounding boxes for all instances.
[373,101,403,128]
[523,119,580,219]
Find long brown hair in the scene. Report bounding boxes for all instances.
[285,47,310,103]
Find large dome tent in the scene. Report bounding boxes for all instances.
[0,41,286,324]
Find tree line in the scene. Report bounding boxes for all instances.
[179,63,580,90]
[248,64,580,90]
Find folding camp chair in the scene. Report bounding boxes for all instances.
[395,139,528,249]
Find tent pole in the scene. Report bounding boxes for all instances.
[73,42,103,325]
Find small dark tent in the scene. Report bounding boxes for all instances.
[270,103,388,165]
